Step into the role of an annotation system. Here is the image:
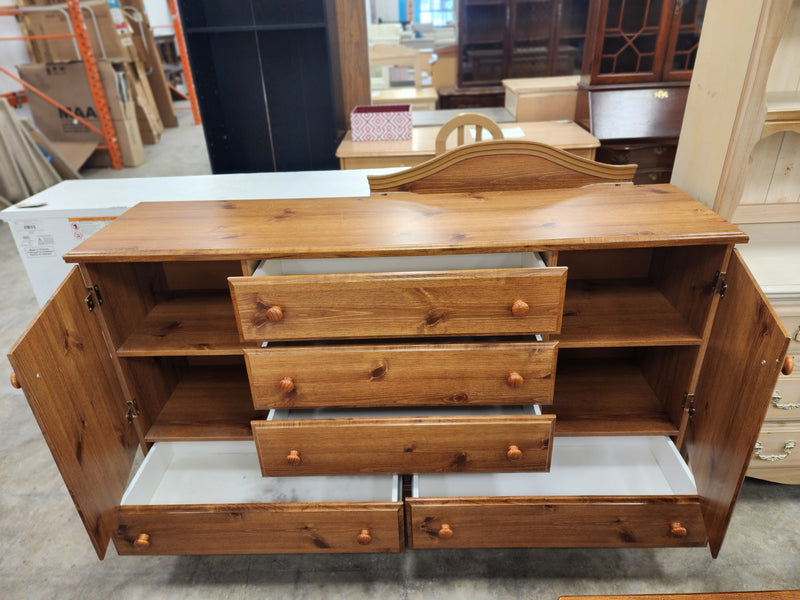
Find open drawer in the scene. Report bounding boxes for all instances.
[252,406,555,476]
[245,341,558,408]
[228,252,567,341]
[406,436,707,549]
[113,441,404,555]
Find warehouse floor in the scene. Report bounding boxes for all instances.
[1,108,800,599]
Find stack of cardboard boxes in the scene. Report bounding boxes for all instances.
[16,0,176,167]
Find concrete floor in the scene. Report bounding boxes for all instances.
[1,108,800,599]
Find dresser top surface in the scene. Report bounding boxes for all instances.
[64,184,747,263]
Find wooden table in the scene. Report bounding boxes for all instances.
[336,120,600,169]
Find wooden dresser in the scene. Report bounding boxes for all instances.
[7,185,790,559]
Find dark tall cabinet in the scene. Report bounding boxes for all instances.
[458,0,591,87]
[177,0,368,174]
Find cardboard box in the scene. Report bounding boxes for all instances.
[350,104,412,141]
[18,60,145,167]
[503,75,580,122]
[19,0,130,62]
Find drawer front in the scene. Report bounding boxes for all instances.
[406,496,706,549]
[246,342,558,409]
[765,379,800,422]
[229,268,567,342]
[252,415,555,476]
[114,503,404,554]
[746,424,800,485]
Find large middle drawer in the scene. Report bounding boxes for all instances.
[245,341,558,408]
[229,267,567,341]
[252,406,555,476]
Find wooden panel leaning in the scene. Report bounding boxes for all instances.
[368,140,637,194]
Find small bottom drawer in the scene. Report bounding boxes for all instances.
[114,441,404,554]
[407,436,706,549]
[746,423,800,485]
[253,406,554,476]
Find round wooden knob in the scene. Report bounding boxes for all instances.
[511,300,530,316]
[782,355,794,376]
[507,372,524,388]
[286,449,301,466]
[279,377,295,393]
[133,533,150,548]
[357,529,372,545]
[266,305,283,322]
[9,372,20,389]
[437,523,454,539]
[669,522,687,538]
[507,445,523,461]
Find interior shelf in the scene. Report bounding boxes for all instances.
[543,357,679,437]
[117,293,249,357]
[555,279,703,348]
[765,91,800,121]
[145,366,263,442]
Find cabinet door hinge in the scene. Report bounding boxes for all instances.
[713,271,727,298]
[683,393,696,420]
[84,285,103,312]
[125,398,140,424]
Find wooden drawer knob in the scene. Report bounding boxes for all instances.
[279,377,295,393]
[507,372,524,388]
[437,523,454,539]
[286,449,301,465]
[507,445,523,461]
[782,355,794,376]
[357,529,372,545]
[266,305,283,322]
[9,372,20,389]
[511,300,529,316]
[133,533,150,548]
[669,522,687,538]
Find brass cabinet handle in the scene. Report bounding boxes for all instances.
[357,529,372,545]
[437,523,454,539]
[753,440,796,461]
[133,533,150,548]
[266,305,284,322]
[279,377,295,393]
[772,391,800,410]
[507,372,524,388]
[9,372,20,389]
[506,445,523,461]
[511,300,529,316]
[782,355,794,376]
[286,449,301,465]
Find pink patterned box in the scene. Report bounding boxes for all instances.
[350,104,412,141]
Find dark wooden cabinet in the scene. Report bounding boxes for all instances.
[458,0,591,87]
[581,0,705,85]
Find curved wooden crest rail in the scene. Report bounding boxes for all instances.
[368,140,638,194]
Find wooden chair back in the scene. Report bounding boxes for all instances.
[434,112,504,155]
[368,139,638,194]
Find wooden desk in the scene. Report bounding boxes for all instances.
[336,120,600,169]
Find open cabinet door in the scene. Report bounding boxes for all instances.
[687,250,789,557]
[8,267,140,559]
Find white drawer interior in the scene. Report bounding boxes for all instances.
[268,404,541,421]
[413,436,697,497]
[254,251,545,276]
[121,441,400,506]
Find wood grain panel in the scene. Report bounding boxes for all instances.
[117,293,249,356]
[114,502,403,554]
[406,496,706,548]
[557,279,702,348]
[687,251,789,557]
[246,342,557,408]
[252,415,555,476]
[62,187,747,263]
[230,268,567,341]
[145,365,263,441]
[7,268,139,559]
